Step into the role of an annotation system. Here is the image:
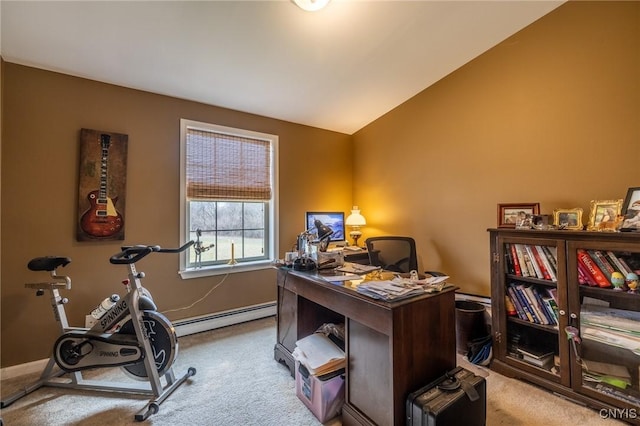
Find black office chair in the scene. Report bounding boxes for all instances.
[365,236,445,276]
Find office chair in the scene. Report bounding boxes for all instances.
[365,236,445,276]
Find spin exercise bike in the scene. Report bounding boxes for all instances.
[1,241,196,421]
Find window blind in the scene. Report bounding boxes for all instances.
[186,128,272,201]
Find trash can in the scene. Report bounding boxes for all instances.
[455,301,487,355]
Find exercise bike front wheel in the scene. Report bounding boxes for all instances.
[118,310,178,379]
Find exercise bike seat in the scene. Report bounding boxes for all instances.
[28,256,71,272]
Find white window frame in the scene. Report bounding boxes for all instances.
[178,119,279,279]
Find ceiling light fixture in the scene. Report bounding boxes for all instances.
[292,0,331,12]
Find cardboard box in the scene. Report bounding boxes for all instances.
[295,361,345,423]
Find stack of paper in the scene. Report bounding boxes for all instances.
[293,333,345,376]
[357,279,425,301]
[336,262,381,274]
[580,304,640,356]
[582,359,632,389]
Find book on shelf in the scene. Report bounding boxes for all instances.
[532,288,557,326]
[507,285,530,322]
[524,245,544,280]
[515,284,543,324]
[513,244,531,277]
[605,251,632,276]
[593,383,640,406]
[509,283,559,326]
[504,243,515,275]
[516,347,554,369]
[534,245,557,281]
[509,283,536,322]
[508,243,522,276]
[542,296,559,323]
[541,245,558,275]
[527,285,556,325]
[617,256,637,276]
[577,249,611,288]
[506,244,558,282]
[505,295,517,316]
[587,250,616,282]
[577,260,598,286]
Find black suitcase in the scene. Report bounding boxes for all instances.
[406,367,486,426]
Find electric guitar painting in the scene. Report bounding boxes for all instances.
[80,134,123,238]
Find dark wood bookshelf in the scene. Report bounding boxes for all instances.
[489,228,640,425]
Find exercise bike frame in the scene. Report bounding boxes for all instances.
[1,241,196,421]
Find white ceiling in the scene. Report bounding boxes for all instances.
[1,1,564,135]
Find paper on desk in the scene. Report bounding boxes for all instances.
[322,274,362,282]
[415,276,449,285]
[336,263,381,274]
[356,279,425,301]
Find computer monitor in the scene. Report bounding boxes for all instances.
[305,211,345,242]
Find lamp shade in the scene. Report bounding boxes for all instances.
[292,0,331,12]
[345,207,366,227]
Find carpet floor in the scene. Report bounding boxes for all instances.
[0,317,625,425]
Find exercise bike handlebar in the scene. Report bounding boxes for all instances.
[109,241,195,265]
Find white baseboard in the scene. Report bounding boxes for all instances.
[0,302,277,380]
[173,301,276,337]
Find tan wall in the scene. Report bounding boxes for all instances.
[0,63,352,367]
[1,0,638,369]
[352,1,638,294]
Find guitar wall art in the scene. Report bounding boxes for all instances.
[77,129,128,241]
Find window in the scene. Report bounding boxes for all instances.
[179,119,278,277]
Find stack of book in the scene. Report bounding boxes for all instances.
[505,282,559,326]
[504,243,558,282]
[576,249,638,288]
[516,346,554,370]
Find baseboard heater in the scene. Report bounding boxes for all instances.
[0,302,277,379]
[172,301,277,337]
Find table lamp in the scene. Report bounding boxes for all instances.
[293,219,333,271]
[314,219,334,252]
[345,206,366,247]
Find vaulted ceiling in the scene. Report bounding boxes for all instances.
[1,1,564,134]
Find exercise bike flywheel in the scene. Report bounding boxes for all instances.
[118,310,178,379]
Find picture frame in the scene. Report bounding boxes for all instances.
[497,203,540,228]
[620,187,640,231]
[586,199,623,231]
[552,208,584,230]
[77,129,128,241]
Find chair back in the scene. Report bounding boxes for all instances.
[364,236,417,273]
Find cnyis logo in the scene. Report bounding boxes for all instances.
[100,298,128,330]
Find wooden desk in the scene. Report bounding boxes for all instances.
[274,268,456,426]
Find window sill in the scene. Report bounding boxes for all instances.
[179,260,275,279]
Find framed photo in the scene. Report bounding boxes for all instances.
[587,199,623,231]
[620,187,640,231]
[497,203,540,228]
[552,208,583,230]
[77,129,128,241]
